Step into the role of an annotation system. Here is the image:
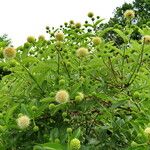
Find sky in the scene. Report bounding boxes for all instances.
[0,0,134,46]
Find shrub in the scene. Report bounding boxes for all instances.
[0,11,150,150]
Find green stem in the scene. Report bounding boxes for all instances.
[16,59,45,97]
[108,57,119,83]
[67,133,71,150]
[57,48,60,77]
[121,44,126,83]
[58,49,71,78]
[127,42,145,86]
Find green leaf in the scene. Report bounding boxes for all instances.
[111,100,127,109]
[93,19,104,27]
[40,97,54,103]
[5,104,18,124]
[33,143,64,150]
[72,127,81,139]
[113,29,128,43]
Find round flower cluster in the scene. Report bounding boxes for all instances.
[27,36,36,43]
[143,35,150,44]
[17,115,30,129]
[92,37,102,46]
[76,47,89,57]
[3,47,16,59]
[55,31,64,41]
[75,92,84,102]
[75,22,81,28]
[70,20,74,24]
[87,12,94,18]
[55,90,69,103]
[38,35,45,41]
[70,138,81,150]
[124,10,135,19]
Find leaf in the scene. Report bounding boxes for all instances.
[83,24,93,27]
[40,97,54,103]
[93,19,104,27]
[33,143,64,150]
[98,27,113,36]
[113,29,128,43]
[111,100,127,109]
[72,127,81,139]
[5,104,18,124]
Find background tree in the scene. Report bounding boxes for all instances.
[99,0,150,45]
[106,0,150,27]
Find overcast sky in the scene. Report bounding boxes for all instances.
[0,0,134,46]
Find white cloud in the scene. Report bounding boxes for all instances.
[0,0,134,46]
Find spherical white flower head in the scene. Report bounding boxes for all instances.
[76,47,89,57]
[55,31,64,41]
[92,37,102,46]
[124,10,135,19]
[144,127,150,135]
[143,35,150,44]
[70,138,81,150]
[3,47,16,59]
[17,115,30,129]
[55,90,69,103]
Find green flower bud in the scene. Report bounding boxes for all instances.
[64,22,68,26]
[31,106,38,111]
[24,42,31,48]
[133,91,140,99]
[75,22,81,28]
[79,76,85,82]
[55,138,60,143]
[87,12,94,18]
[62,112,67,118]
[66,61,71,67]
[70,20,74,24]
[33,126,39,132]
[56,41,63,47]
[49,104,56,109]
[46,26,50,30]
[59,79,65,85]
[38,35,45,41]
[75,96,82,102]
[70,138,81,150]
[18,113,23,117]
[27,36,36,43]
[67,128,72,133]
[0,125,6,132]
[49,92,55,97]
[131,141,138,147]
[92,37,102,46]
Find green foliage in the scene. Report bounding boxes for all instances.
[0,11,150,150]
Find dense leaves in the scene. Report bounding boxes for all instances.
[0,10,150,150]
